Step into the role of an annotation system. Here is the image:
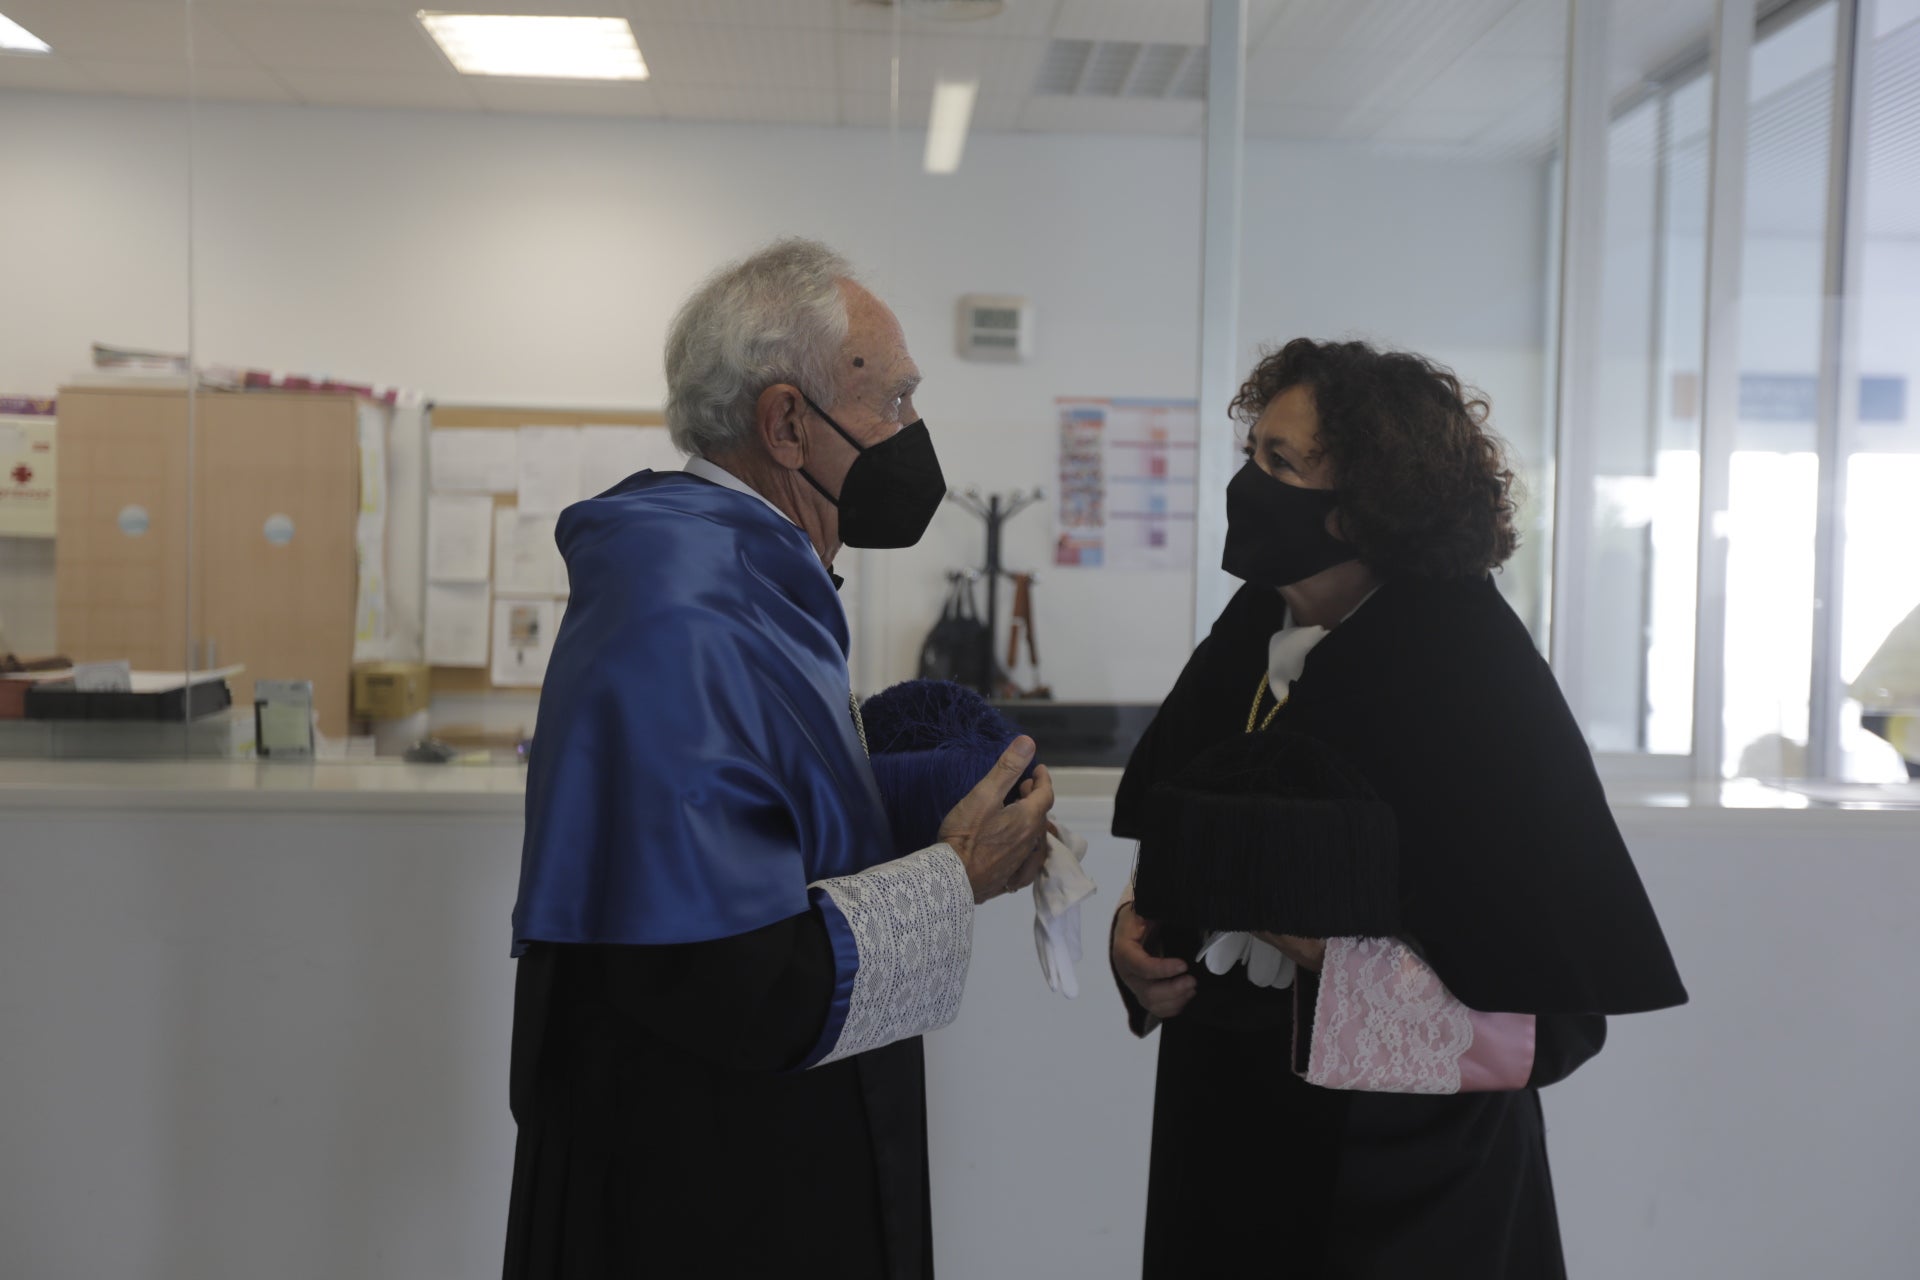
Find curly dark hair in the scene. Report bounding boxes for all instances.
[1229,338,1519,580]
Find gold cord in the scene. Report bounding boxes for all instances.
[1246,670,1285,733]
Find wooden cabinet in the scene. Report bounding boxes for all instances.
[50,388,192,674]
[55,387,363,737]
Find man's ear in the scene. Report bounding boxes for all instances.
[756,384,807,472]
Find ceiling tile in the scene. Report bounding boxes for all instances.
[654,83,840,125]
[836,32,899,95]
[966,90,1020,130]
[205,6,451,76]
[838,85,1019,129]
[1244,0,1296,40]
[1246,50,1401,109]
[1397,55,1561,119]
[137,0,430,9]
[1274,0,1526,138]
[69,58,297,102]
[629,21,839,90]
[1049,0,1207,46]
[1253,0,1523,63]
[1462,80,1562,157]
[634,0,838,27]
[416,0,633,13]
[837,0,1063,39]
[839,88,927,127]
[471,78,663,117]
[273,67,482,110]
[1608,0,1715,84]
[1252,0,1432,57]
[0,1,258,67]
[1473,0,1569,59]
[1015,94,1202,135]
[1242,101,1352,139]
[1370,109,1501,145]
[837,30,1046,97]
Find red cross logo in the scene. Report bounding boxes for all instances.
[9,465,30,486]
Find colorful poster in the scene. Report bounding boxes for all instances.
[0,411,57,539]
[1053,398,1197,571]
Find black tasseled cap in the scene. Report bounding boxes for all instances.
[1132,730,1401,938]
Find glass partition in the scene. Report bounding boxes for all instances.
[2,0,1913,781]
[1575,2,1718,756]
[160,0,1210,762]
[1236,0,1568,649]
[1719,0,1837,778]
[1836,0,1920,779]
[0,1,196,759]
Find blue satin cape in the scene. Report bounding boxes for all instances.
[512,471,894,967]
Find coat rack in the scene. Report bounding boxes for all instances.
[945,487,1044,696]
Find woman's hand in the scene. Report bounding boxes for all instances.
[1252,932,1325,971]
[1112,901,1197,1020]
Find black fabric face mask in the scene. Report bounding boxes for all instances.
[1221,459,1355,587]
[798,392,947,550]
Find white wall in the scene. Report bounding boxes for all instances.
[0,90,1550,698]
[1552,809,1920,1279]
[2,795,1916,1279]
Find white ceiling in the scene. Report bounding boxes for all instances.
[0,0,1719,158]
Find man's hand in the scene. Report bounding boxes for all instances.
[939,737,1055,904]
[1252,932,1325,971]
[1111,901,1196,1020]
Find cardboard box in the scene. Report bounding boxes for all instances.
[352,662,430,721]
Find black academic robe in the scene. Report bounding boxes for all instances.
[1113,576,1687,1279]
[503,919,933,1280]
[504,471,945,1279]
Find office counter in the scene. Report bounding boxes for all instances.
[1,766,1915,1278]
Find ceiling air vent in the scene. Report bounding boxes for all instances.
[1033,39,1206,100]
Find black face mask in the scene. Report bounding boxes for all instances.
[1221,460,1355,587]
[797,392,947,550]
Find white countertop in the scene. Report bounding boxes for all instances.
[0,759,533,815]
[0,761,1135,818]
[1,760,1918,831]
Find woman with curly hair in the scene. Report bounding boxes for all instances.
[1109,339,1687,1278]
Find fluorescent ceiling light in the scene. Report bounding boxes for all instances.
[417,13,648,80]
[0,13,50,54]
[924,80,978,175]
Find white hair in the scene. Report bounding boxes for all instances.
[664,238,855,457]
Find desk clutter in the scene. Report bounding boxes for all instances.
[16,371,674,761]
[0,664,245,761]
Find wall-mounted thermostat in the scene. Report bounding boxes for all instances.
[957,294,1034,363]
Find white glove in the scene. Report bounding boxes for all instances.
[1196,930,1296,990]
[1032,819,1096,997]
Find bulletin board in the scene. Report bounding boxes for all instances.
[426,404,673,694]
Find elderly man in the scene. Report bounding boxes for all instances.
[503,239,1055,1279]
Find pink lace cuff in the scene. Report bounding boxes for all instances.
[1300,936,1535,1094]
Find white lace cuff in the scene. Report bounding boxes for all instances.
[807,843,974,1068]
